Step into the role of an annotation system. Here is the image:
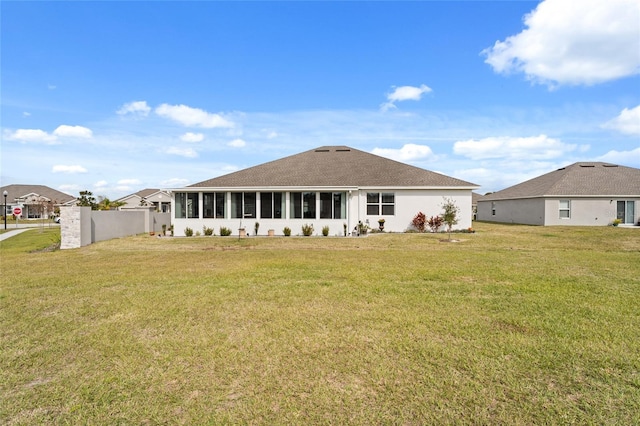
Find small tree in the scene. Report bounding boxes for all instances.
[412,211,426,233]
[441,197,460,241]
[77,190,98,210]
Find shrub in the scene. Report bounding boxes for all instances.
[203,226,214,236]
[412,212,426,233]
[254,222,260,236]
[283,227,292,237]
[219,226,232,236]
[427,215,444,233]
[301,223,314,236]
[184,227,194,237]
[322,225,330,236]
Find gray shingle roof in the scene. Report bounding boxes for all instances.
[482,162,640,200]
[190,146,478,188]
[0,184,76,204]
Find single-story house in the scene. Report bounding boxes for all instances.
[117,188,171,213]
[169,146,479,236]
[1,184,76,219]
[476,162,640,226]
[472,192,484,220]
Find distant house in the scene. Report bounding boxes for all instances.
[477,162,640,226]
[117,188,171,213]
[170,146,479,236]
[1,184,76,219]
[471,192,485,220]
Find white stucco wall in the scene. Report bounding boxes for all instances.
[171,189,474,237]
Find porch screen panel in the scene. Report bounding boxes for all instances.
[261,192,273,218]
[187,193,199,218]
[334,192,345,219]
[175,192,186,218]
[303,192,316,219]
[203,193,215,218]
[291,192,302,219]
[215,193,226,218]
[320,192,332,219]
[231,193,243,219]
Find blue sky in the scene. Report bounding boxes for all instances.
[2,0,639,199]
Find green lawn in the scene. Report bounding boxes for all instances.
[1,223,639,424]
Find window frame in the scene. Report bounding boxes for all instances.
[367,192,395,216]
[559,199,570,219]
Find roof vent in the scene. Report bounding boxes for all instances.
[314,149,330,152]
[579,165,595,168]
[602,164,618,167]
[336,148,351,152]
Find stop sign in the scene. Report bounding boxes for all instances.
[13,207,22,216]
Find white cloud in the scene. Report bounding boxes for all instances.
[597,147,640,166]
[602,105,640,136]
[453,135,577,160]
[165,146,198,158]
[482,0,640,86]
[52,164,88,174]
[180,132,205,143]
[161,178,190,187]
[117,178,141,186]
[155,103,233,128]
[5,128,58,144]
[94,180,109,189]
[371,144,434,162]
[53,125,93,138]
[22,112,31,117]
[58,184,81,193]
[381,84,432,111]
[117,100,151,117]
[227,138,246,148]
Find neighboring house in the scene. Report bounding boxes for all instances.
[471,192,485,221]
[477,162,640,226]
[170,146,479,236]
[117,188,171,213]
[1,184,76,219]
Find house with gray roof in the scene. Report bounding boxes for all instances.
[117,188,171,213]
[1,184,76,219]
[170,146,479,236]
[476,162,640,226]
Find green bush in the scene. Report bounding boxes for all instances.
[322,225,330,236]
[203,226,214,236]
[219,226,232,236]
[283,227,291,237]
[184,227,194,237]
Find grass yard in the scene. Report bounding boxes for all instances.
[1,223,639,424]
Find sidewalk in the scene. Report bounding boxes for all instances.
[0,228,33,241]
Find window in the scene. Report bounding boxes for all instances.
[175,192,199,218]
[617,200,635,224]
[260,192,284,219]
[366,193,379,215]
[203,192,226,218]
[291,192,302,219]
[559,200,570,219]
[320,192,345,219]
[231,192,256,219]
[367,192,395,216]
[290,192,317,219]
[303,192,316,219]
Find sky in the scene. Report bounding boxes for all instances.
[1,0,639,199]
